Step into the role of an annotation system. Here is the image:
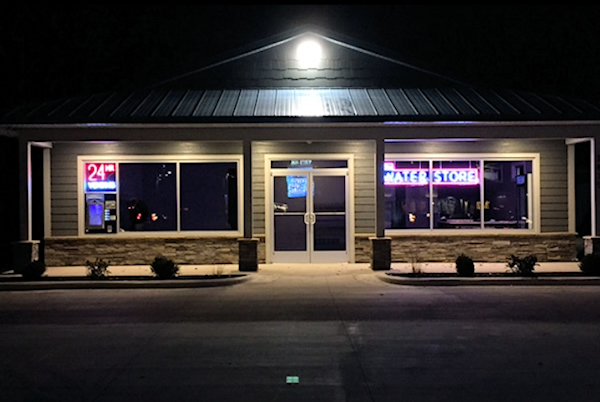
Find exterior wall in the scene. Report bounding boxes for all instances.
[355,233,577,263]
[385,139,568,232]
[45,136,574,265]
[50,141,243,237]
[251,140,376,236]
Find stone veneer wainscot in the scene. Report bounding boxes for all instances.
[45,236,242,266]
[354,233,577,263]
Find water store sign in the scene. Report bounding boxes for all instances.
[383,163,479,186]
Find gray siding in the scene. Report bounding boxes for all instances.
[252,140,375,235]
[50,137,568,238]
[50,141,242,236]
[384,139,568,233]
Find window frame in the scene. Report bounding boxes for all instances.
[77,154,244,237]
[384,153,541,234]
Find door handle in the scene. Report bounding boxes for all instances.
[304,213,316,225]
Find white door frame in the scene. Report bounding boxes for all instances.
[265,154,355,264]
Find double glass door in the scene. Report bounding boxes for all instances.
[271,169,348,263]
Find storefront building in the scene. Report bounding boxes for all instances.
[3,28,600,270]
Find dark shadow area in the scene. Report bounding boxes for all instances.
[0,137,19,272]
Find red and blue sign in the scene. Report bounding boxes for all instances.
[84,163,117,192]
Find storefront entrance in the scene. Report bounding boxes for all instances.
[268,159,350,263]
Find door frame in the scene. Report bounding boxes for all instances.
[265,153,355,264]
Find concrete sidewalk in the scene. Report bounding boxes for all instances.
[1,261,583,278]
[2,261,596,290]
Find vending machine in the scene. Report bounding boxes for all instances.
[83,162,118,234]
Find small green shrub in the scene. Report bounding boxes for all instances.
[86,258,111,279]
[507,254,538,276]
[150,255,179,279]
[579,253,600,275]
[455,254,475,277]
[21,260,46,280]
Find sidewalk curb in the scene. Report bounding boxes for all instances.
[0,274,252,291]
[378,273,600,286]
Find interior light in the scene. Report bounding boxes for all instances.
[297,40,322,68]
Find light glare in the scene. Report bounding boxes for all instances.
[297,41,322,68]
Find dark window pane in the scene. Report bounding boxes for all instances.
[313,176,345,213]
[433,160,481,229]
[119,163,177,232]
[180,163,238,230]
[384,161,430,229]
[314,215,346,250]
[484,161,532,229]
[274,215,307,251]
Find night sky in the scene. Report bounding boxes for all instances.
[2,5,600,112]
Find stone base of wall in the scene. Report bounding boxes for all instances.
[46,233,577,266]
[45,236,243,266]
[355,233,577,263]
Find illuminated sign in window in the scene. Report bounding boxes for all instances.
[384,163,479,186]
[287,176,307,198]
[84,163,117,192]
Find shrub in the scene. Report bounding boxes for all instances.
[21,260,46,280]
[86,258,111,279]
[507,254,538,276]
[579,253,600,275]
[150,255,179,279]
[455,254,475,277]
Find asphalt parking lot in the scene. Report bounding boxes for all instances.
[2,263,600,401]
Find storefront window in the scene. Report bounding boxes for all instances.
[433,160,481,229]
[119,163,177,232]
[483,161,532,229]
[385,157,534,231]
[83,157,240,234]
[384,161,430,229]
[180,162,238,230]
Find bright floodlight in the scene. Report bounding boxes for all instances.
[297,40,322,68]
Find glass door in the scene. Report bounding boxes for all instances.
[311,172,347,262]
[272,172,310,263]
[271,169,348,263]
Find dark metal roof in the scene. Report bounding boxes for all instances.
[4,87,600,124]
[3,28,600,124]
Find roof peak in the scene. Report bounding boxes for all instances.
[148,25,470,90]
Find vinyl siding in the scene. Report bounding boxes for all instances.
[251,140,375,235]
[50,137,568,237]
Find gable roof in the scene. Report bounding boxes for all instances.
[3,27,600,124]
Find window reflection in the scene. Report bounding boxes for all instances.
[119,163,177,232]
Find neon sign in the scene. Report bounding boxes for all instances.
[84,163,117,192]
[384,163,479,186]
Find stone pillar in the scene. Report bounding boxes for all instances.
[238,238,259,272]
[370,236,391,271]
[11,240,40,273]
[584,236,600,255]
